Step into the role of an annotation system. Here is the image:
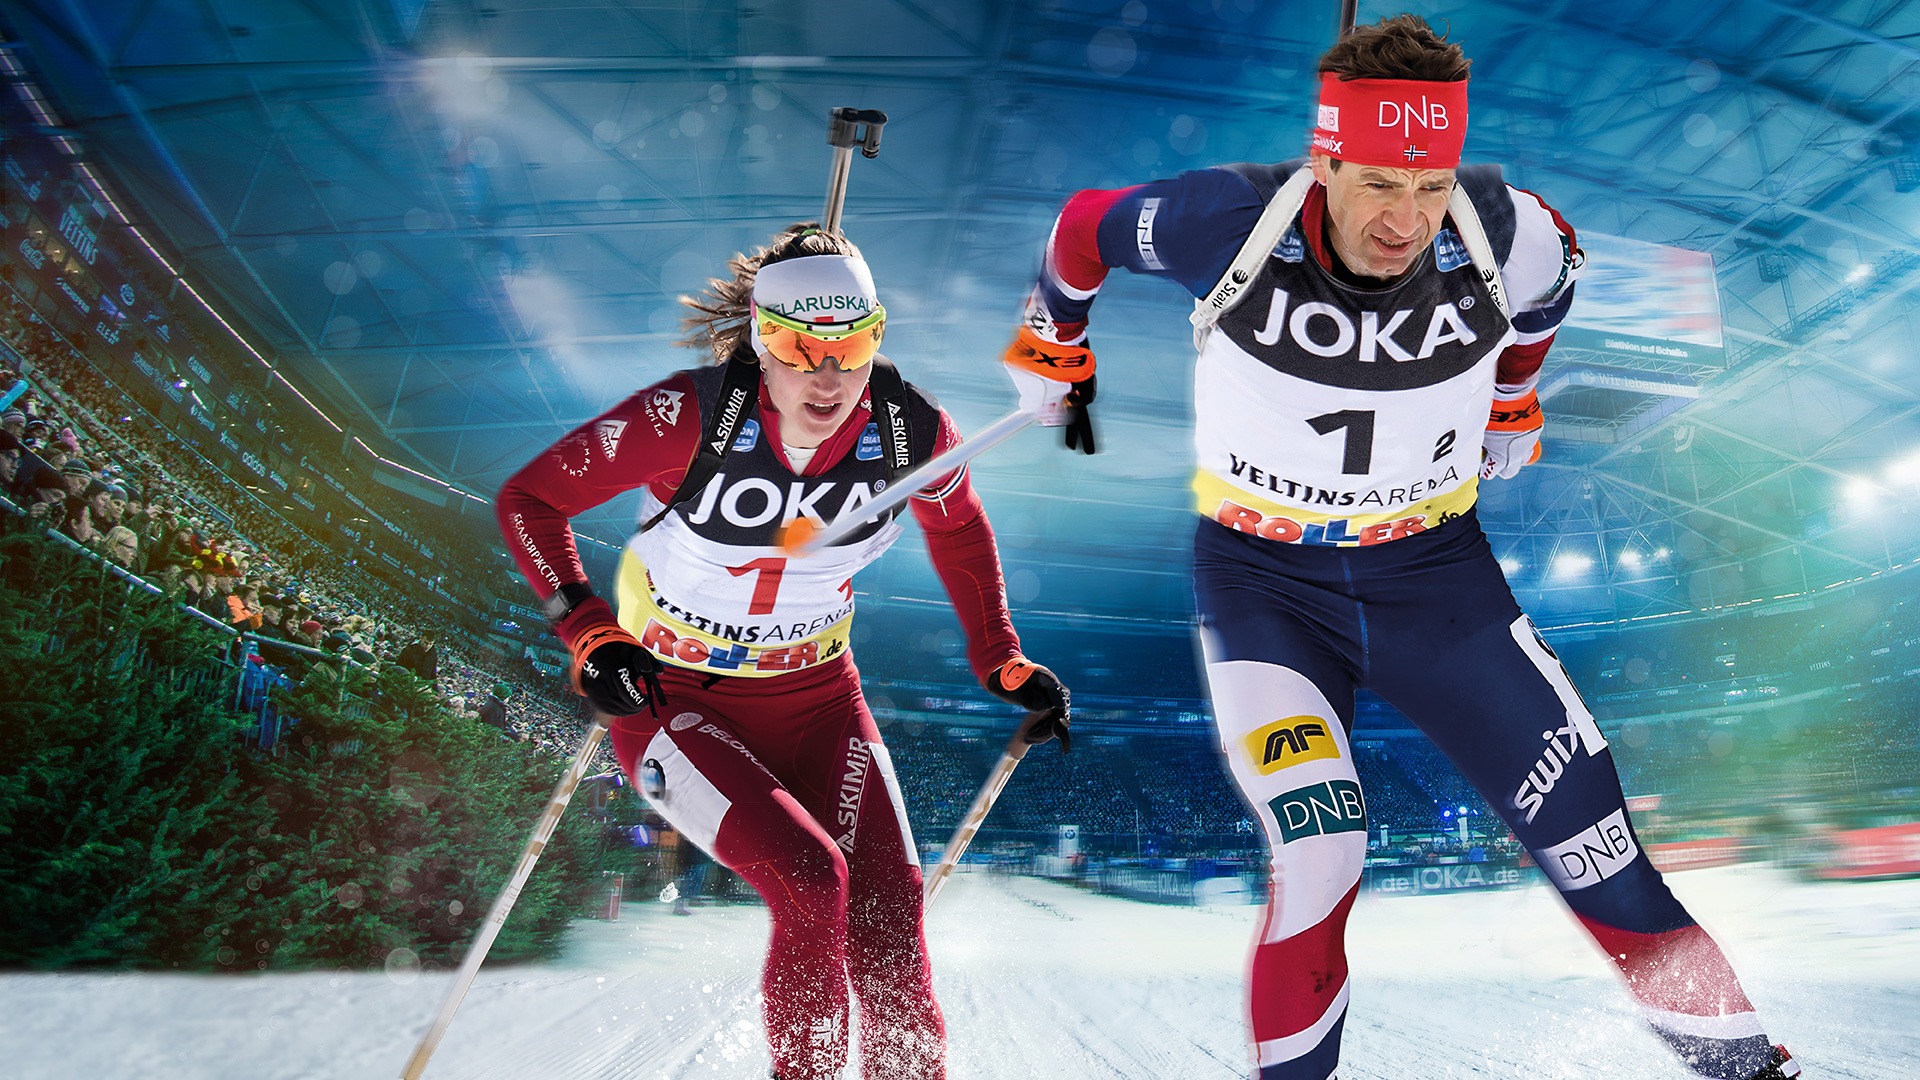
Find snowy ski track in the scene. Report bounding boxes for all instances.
[4,865,1915,1078]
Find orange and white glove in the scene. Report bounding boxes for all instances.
[1481,389,1543,480]
[1003,326,1098,454]
[985,656,1072,752]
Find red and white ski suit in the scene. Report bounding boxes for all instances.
[498,365,1021,1079]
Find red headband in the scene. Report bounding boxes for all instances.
[1312,73,1468,169]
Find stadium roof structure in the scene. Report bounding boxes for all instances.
[5,0,1920,632]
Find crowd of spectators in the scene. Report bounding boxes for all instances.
[0,285,612,772]
[1556,580,1920,716]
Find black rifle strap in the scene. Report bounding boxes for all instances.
[640,348,762,533]
[865,355,913,486]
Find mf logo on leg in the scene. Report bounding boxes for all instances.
[1538,809,1640,891]
[1269,779,1367,843]
[1244,715,1341,775]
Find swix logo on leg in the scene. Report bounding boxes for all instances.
[1538,809,1639,891]
[1244,716,1340,774]
[1512,716,1605,824]
[835,737,872,852]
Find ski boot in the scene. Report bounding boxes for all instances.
[1746,1044,1800,1079]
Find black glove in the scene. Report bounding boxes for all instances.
[986,657,1071,753]
[574,632,665,717]
[1063,373,1097,456]
[561,602,667,717]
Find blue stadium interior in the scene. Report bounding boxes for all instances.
[2,0,1917,856]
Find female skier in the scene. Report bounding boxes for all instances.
[497,223,1070,1080]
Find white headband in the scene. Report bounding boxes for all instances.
[751,254,878,326]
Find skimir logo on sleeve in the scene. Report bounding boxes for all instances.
[596,418,627,460]
[1268,779,1367,843]
[1538,809,1640,891]
[1244,716,1340,775]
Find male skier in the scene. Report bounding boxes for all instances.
[1001,14,1798,1080]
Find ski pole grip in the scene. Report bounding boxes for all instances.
[828,107,888,157]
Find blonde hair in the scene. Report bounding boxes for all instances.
[677,223,865,362]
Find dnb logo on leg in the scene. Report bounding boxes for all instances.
[1243,715,1341,775]
[1269,779,1368,843]
[1538,809,1640,891]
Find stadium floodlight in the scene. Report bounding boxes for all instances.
[1619,549,1642,569]
[1887,449,1920,487]
[1552,552,1595,577]
[1498,556,1522,575]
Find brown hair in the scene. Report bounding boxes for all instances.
[1318,14,1470,83]
[678,223,866,362]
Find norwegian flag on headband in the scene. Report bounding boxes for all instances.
[1311,73,1468,169]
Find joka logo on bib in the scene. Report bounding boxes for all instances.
[1251,287,1478,363]
[1244,716,1340,775]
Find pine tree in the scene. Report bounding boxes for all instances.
[1,524,605,972]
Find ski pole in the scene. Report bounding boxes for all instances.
[822,107,887,234]
[923,714,1045,907]
[780,407,1041,556]
[1339,0,1357,35]
[400,714,611,1080]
